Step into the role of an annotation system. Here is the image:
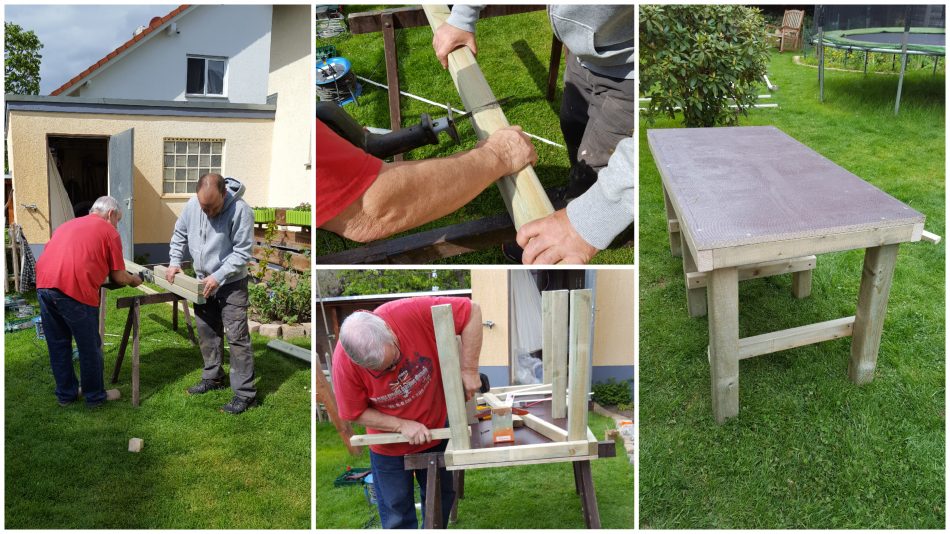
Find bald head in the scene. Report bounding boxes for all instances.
[197,173,226,217]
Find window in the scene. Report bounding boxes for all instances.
[186,56,226,96]
[163,139,223,194]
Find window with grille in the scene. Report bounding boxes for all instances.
[163,139,223,194]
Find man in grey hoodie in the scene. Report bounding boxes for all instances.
[433,6,635,264]
[166,173,256,414]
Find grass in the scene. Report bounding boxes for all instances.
[4,288,311,529]
[316,412,634,528]
[639,52,945,528]
[316,6,634,264]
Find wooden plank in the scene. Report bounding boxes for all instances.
[686,256,817,288]
[152,275,206,305]
[252,245,310,272]
[115,292,181,309]
[445,454,599,471]
[681,232,707,317]
[486,383,550,395]
[481,392,506,409]
[431,304,471,450]
[921,229,941,244]
[708,267,740,424]
[791,269,813,299]
[152,265,205,294]
[521,413,568,442]
[541,291,553,384]
[255,227,311,249]
[350,427,455,446]
[546,35,562,101]
[267,339,312,363]
[348,5,545,33]
[738,316,855,360]
[314,360,362,456]
[550,290,569,419]
[445,439,590,469]
[849,244,900,385]
[567,289,592,440]
[663,187,682,257]
[423,4,555,230]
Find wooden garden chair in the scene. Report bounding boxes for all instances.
[771,9,805,53]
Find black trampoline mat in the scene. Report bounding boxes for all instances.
[849,31,945,46]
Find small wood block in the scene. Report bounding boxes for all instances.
[267,339,312,362]
[128,438,143,453]
[153,265,205,295]
[152,275,206,304]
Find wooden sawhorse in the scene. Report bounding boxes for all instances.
[110,292,197,407]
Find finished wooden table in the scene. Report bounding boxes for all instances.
[647,126,926,423]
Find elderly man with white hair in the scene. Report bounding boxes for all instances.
[36,195,143,408]
[331,296,483,529]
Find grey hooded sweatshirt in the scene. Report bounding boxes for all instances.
[446,5,635,80]
[168,177,254,285]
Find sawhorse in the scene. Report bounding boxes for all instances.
[110,292,197,406]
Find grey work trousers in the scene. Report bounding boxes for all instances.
[560,51,637,172]
[194,276,256,399]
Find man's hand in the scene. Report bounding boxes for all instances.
[202,275,220,298]
[516,208,599,264]
[130,275,143,288]
[396,419,432,445]
[462,371,482,401]
[479,126,538,177]
[165,265,181,283]
[432,23,477,68]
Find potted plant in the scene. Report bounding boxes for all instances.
[253,207,275,223]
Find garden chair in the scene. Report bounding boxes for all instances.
[769,9,804,52]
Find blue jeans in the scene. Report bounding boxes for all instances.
[37,288,106,406]
[369,440,456,529]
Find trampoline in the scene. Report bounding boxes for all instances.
[814,5,946,113]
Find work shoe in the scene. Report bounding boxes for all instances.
[220,395,256,415]
[186,378,226,395]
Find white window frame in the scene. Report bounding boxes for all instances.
[185,55,228,97]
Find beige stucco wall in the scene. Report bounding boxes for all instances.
[471,269,509,367]
[7,110,273,245]
[267,5,313,210]
[592,269,636,366]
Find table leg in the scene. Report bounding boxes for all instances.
[132,300,141,407]
[572,460,583,495]
[449,470,463,523]
[791,270,813,299]
[424,455,443,529]
[681,233,707,317]
[849,244,899,385]
[546,35,563,101]
[576,460,601,528]
[172,297,179,330]
[111,307,135,383]
[182,300,197,346]
[708,267,740,423]
[663,187,682,258]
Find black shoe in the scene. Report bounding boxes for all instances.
[221,395,256,415]
[187,378,226,395]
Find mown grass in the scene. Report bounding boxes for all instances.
[4,288,311,529]
[639,52,944,528]
[316,6,633,264]
[316,412,633,528]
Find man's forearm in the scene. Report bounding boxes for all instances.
[353,407,415,433]
[459,303,483,376]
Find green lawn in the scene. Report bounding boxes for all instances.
[316,6,634,264]
[639,52,945,528]
[316,412,634,528]
[4,288,311,529]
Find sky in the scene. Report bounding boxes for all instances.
[5,4,177,95]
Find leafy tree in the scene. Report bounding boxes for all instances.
[4,22,43,95]
[639,5,770,127]
[340,270,471,296]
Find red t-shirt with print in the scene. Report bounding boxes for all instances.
[331,296,472,456]
[315,118,383,227]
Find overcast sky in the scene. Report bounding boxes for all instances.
[5,4,177,95]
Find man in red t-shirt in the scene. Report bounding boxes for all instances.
[36,196,142,408]
[316,118,537,242]
[331,296,482,528]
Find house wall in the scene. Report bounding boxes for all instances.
[71,5,273,105]
[471,269,510,387]
[7,110,273,258]
[266,5,313,209]
[591,269,636,384]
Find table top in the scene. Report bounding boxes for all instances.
[647,126,925,261]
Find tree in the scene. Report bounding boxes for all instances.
[639,5,770,127]
[5,22,43,95]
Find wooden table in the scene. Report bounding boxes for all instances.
[647,126,926,423]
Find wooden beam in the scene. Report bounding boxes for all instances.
[152,265,205,295]
[445,439,590,469]
[255,227,311,249]
[350,427,456,446]
[686,256,817,289]
[849,244,899,385]
[432,304,471,450]
[266,339,312,363]
[252,245,310,272]
[349,5,545,34]
[567,289,592,440]
[542,291,553,384]
[481,392,507,409]
[550,290,569,419]
[423,4,555,230]
[738,316,855,360]
[115,292,181,309]
[708,267,740,424]
[521,413,568,442]
[151,275,206,304]
[486,383,550,395]
[314,360,361,456]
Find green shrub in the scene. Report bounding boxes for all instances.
[339,270,471,296]
[249,269,312,324]
[592,378,632,407]
[639,4,771,127]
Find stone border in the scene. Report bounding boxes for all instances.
[249,320,312,340]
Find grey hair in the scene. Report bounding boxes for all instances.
[90,196,121,216]
[339,311,395,369]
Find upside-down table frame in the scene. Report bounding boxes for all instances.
[648,126,926,423]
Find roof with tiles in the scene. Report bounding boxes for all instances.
[50,4,191,96]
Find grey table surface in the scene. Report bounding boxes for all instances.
[647,126,925,251]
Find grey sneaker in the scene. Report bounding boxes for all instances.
[220,395,256,415]
[187,378,226,395]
